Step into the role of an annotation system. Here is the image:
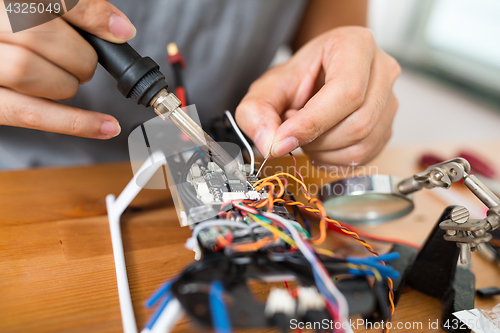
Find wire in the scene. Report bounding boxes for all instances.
[253,173,376,255]
[344,263,382,281]
[314,247,336,257]
[262,211,353,333]
[191,220,251,243]
[229,235,279,252]
[252,171,397,320]
[270,198,376,255]
[224,110,255,175]
[248,213,296,247]
[209,281,233,333]
[286,189,312,235]
[289,152,305,184]
[185,160,395,327]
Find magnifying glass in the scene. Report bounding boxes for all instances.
[319,175,414,225]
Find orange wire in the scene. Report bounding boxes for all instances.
[251,172,396,317]
[229,235,279,252]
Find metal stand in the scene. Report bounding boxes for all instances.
[390,206,475,333]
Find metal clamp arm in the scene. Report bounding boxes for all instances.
[398,158,470,194]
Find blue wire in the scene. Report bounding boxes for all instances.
[209,281,233,333]
[144,293,173,330]
[312,268,338,307]
[293,213,312,235]
[302,216,312,236]
[347,252,401,279]
[145,279,174,309]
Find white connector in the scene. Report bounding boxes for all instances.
[297,286,326,315]
[222,192,247,202]
[264,288,296,318]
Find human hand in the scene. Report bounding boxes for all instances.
[236,26,401,166]
[0,0,136,138]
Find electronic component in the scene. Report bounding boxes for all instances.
[186,163,259,210]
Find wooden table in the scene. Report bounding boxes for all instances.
[1,144,499,333]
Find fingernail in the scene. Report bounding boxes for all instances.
[253,127,273,156]
[80,73,94,85]
[272,137,299,157]
[109,14,136,40]
[101,121,121,137]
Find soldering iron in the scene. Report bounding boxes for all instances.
[76,29,247,183]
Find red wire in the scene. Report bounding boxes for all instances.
[299,207,420,249]
[325,220,420,249]
[289,152,305,184]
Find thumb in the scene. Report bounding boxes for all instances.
[63,0,136,43]
[235,54,322,157]
[235,64,302,156]
[235,98,281,157]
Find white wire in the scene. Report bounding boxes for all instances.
[225,110,255,175]
[262,211,352,332]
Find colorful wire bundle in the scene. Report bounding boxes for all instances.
[171,153,415,332]
[239,155,400,327]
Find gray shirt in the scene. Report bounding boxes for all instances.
[0,0,307,169]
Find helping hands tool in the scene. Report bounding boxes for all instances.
[76,29,247,182]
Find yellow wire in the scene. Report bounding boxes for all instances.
[314,247,336,257]
[388,277,395,314]
[344,263,383,281]
[252,171,395,318]
[272,198,376,254]
[254,173,308,197]
[248,213,296,247]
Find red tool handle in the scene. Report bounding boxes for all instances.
[459,151,497,179]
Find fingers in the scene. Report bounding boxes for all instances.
[0,42,80,100]
[235,40,325,156]
[0,88,121,139]
[270,27,377,157]
[302,48,400,152]
[0,18,98,83]
[63,0,136,43]
[235,65,293,156]
[305,92,398,166]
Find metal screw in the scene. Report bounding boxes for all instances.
[434,171,444,180]
[450,206,470,224]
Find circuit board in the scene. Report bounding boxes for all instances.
[188,162,261,206]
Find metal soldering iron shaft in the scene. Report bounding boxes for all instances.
[151,90,247,183]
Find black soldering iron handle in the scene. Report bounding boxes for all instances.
[76,28,168,107]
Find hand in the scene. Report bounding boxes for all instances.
[236,26,401,166]
[0,0,136,138]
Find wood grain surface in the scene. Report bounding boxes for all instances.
[1,143,499,333]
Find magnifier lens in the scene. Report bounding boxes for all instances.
[320,175,414,225]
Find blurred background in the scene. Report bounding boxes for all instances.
[368,0,500,147]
